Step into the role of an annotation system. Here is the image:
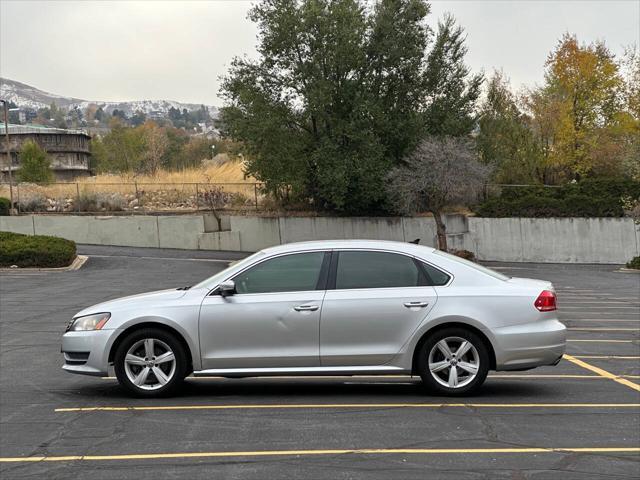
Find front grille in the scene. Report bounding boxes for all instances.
[63,351,90,366]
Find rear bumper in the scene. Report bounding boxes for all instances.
[493,319,566,371]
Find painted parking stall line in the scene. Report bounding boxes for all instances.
[54,402,640,413]
[2,446,640,463]
[572,355,640,359]
[567,339,635,343]
[564,354,640,392]
[567,328,640,331]
[96,373,639,382]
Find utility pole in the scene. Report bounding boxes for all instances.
[1,100,14,215]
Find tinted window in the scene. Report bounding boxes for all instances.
[420,261,451,286]
[233,252,325,294]
[433,250,509,281]
[336,251,420,289]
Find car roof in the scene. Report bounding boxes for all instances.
[261,239,437,256]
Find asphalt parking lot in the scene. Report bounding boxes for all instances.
[1,245,638,479]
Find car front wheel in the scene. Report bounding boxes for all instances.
[417,327,490,396]
[114,328,187,397]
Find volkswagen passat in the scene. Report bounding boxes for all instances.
[62,240,566,396]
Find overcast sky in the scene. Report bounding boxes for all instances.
[1,0,638,106]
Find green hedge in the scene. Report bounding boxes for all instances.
[627,256,640,270]
[0,198,9,216]
[0,232,76,268]
[476,179,640,218]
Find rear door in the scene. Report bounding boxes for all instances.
[320,250,437,367]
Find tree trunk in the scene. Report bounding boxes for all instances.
[211,207,222,231]
[431,209,448,251]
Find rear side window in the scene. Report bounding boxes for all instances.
[335,251,420,289]
[433,250,509,281]
[233,252,325,294]
[420,261,451,286]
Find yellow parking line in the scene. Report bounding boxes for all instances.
[567,328,639,331]
[491,374,640,379]
[99,373,638,381]
[573,355,640,359]
[560,304,640,310]
[1,446,638,463]
[54,402,640,413]
[563,319,640,323]
[558,295,640,307]
[567,339,635,343]
[564,354,640,392]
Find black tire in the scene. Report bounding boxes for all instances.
[114,328,187,397]
[416,327,490,396]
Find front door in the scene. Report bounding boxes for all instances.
[320,250,437,366]
[199,251,328,370]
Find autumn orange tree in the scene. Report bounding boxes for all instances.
[478,34,639,185]
[527,34,636,182]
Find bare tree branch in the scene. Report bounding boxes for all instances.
[386,136,491,249]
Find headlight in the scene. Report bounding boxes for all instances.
[67,313,111,332]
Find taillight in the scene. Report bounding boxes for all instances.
[534,290,557,312]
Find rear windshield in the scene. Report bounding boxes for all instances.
[433,250,510,281]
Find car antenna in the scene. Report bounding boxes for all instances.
[409,238,420,244]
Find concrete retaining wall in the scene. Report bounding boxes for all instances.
[468,217,638,264]
[1,214,637,264]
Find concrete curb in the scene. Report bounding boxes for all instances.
[616,267,640,274]
[0,255,88,273]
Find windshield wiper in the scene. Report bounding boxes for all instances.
[176,286,192,291]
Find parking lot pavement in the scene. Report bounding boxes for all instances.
[1,247,638,479]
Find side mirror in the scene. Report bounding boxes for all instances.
[218,280,236,297]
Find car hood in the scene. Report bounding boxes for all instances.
[73,288,189,318]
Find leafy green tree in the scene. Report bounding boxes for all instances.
[477,71,542,183]
[423,14,483,136]
[112,109,128,122]
[161,127,190,170]
[95,106,105,122]
[181,136,215,169]
[91,120,146,172]
[619,46,640,180]
[131,110,147,127]
[17,140,54,184]
[220,0,481,213]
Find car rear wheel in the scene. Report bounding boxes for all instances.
[114,328,187,397]
[417,327,489,396]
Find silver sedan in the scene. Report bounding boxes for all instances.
[62,240,566,397]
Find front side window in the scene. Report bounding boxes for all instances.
[233,252,325,294]
[335,251,420,289]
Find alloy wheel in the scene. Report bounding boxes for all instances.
[427,336,480,389]
[124,338,176,391]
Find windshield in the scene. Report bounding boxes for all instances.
[433,250,510,281]
[193,251,265,290]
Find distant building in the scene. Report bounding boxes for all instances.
[0,123,91,181]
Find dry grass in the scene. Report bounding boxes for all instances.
[82,160,253,186]
[0,161,257,203]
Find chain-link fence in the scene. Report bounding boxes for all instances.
[0,182,265,214]
[0,182,564,215]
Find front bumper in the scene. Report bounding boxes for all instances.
[493,319,567,371]
[61,329,115,377]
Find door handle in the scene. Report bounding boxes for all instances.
[294,304,319,312]
[403,301,429,308]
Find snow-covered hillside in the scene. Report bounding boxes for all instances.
[0,78,218,116]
